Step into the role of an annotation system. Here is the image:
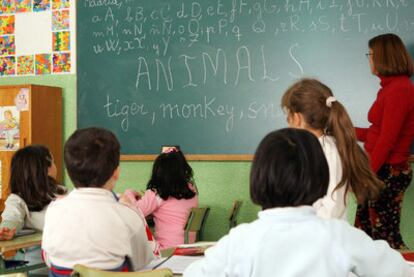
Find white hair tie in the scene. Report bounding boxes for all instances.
[326,96,336,108]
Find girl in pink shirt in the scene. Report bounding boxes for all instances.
[122,146,198,250]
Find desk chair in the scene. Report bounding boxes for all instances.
[184,207,210,244]
[71,265,173,277]
[228,200,243,229]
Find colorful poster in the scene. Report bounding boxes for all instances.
[52,0,69,10]
[0,35,15,56]
[15,88,29,111]
[33,0,50,12]
[53,52,70,73]
[0,15,14,35]
[0,106,20,151]
[0,0,73,78]
[52,10,69,31]
[53,31,69,51]
[0,56,15,75]
[1,0,16,14]
[17,55,34,75]
[35,53,51,74]
[16,0,31,13]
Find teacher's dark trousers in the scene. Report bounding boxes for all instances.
[355,163,412,250]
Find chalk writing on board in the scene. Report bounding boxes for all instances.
[104,94,283,133]
[78,0,414,154]
[86,1,413,58]
[84,0,413,132]
[134,44,303,90]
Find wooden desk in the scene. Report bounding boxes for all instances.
[0,233,46,274]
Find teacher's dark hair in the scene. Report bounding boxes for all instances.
[369,33,413,77]
[250,128,329,209]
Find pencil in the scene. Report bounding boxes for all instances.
[152,254,173,270]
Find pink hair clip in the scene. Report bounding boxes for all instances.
[162,147,179,154]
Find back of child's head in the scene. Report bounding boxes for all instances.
[64,127,120,188]
[10,145,62,211]
[250,128,329,209]
[282,78,333,131]
[147,147,195,200]
[281,78,382,204]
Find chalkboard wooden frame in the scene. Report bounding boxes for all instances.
[120,154,252,161]
[121,155,414,162]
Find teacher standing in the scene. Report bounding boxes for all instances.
[355,33,414,250]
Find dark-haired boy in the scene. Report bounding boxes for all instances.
[185,129,411,277]
[42,127,154,275]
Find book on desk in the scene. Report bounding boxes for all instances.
[402,251,414,270]
[402,252,414,262]
[172,241,216,256]
[145,242,216,274]
[15,229,37,238]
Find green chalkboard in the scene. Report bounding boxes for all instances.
[77,0,414,157]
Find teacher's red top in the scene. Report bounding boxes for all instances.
[355,75,414,173]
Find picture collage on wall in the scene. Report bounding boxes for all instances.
[0,0,71,76]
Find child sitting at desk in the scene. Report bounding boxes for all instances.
[42,127,154,276]
[0,145,66,273]
[184,128,411,277]
[0,145,65,238]
[121,146,198,250]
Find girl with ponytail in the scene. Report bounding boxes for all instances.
[281,78,383,219]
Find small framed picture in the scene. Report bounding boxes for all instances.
[0,106,20,151]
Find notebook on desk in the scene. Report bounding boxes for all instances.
[5,260,29,269]
[143,242,216,274]
[402,252,414,262]
[174,241,216,255]
[401,252,414,272]
[15,229,36,238]
[176,241,216,248]
[173,242,215,256]
[150,255,202,274]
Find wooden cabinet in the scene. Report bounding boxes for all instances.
[0,85,62,211]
